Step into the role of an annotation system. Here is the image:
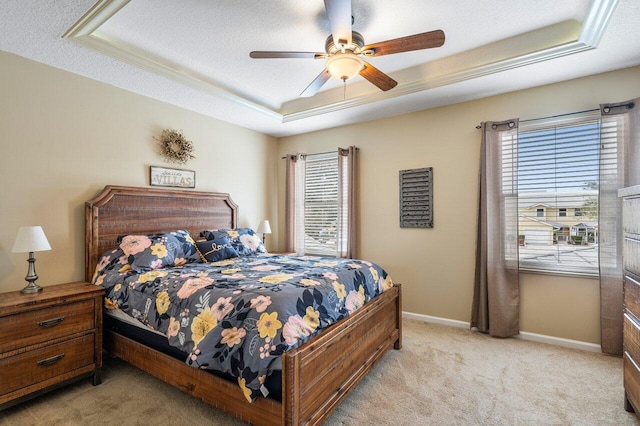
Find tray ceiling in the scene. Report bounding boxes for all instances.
[2,0,640,137]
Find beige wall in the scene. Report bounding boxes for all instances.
[3,47,638,345]
[0,51,278,293]
[277,65,640,344]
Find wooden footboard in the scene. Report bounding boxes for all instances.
[104,284,401,426]
[283,284,401,425]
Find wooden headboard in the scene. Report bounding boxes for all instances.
[85,185,238,281]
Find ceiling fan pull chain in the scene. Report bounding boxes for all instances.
[343,80,346,100]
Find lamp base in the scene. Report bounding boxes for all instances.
[21,252,43,294]
[21,281,43,294]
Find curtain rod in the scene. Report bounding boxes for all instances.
[281,147,359,159]
[602,101,635,114]
[474,107,600,129]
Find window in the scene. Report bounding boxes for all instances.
[304,152,339,256]
[286,147,357,258]
[517,114,602,276]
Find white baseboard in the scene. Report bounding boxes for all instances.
[402,311,602,353]
[515,330,602,353]
[403,311,469,329]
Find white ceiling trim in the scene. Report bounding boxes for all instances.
[281,0,620,121]
[61,0,280,121]
[282,21,586,121]
[580,0,621,46]
[62,0,619,125]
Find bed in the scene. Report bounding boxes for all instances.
[86,185,402,425]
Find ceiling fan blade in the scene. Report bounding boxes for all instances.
[324,0,352,47]
[300,69,332,97]
[250,51,326,59]
[362,29,445,57]
[359,61,397,91]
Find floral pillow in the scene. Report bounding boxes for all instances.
[196,237,239,262]
[118,230,201,272]
[200,228,266,256]
[92,247,129,283]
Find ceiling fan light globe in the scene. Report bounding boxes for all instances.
[326,52,363,81]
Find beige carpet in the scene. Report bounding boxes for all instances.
[1,319,639,425]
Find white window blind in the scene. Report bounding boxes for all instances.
[304,152,339,256]
[516,114,605,276]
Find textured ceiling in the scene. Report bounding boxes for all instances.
[2,0,640,137]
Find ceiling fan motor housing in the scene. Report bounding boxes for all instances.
[325,31,365,54]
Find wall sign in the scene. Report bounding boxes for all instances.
[150,166,196,188]
[399,167,433,228]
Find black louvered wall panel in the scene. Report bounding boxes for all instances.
[399,167,433,228]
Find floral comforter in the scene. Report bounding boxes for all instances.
[94,252,393,402]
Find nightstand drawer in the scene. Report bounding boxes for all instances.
[0,299,95,353]
[0,334,95,395]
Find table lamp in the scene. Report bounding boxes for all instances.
[257,220,272,244]
[12,226,52,294]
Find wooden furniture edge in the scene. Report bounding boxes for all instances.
[104,285,401,426]
[85,185,238,282]
[0,282,103,316]
[0,367,97,408]
[0,282,104,409]
[282,285,401,425]
[86,185,402,426]
[104,331,283,425]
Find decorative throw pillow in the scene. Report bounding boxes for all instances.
[200,228,266,256]
[95,247,127,273]
[118,230,201,272]
[92,247,129,284]
[196,237,239,262]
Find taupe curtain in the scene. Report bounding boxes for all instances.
[471,120,520,337]
[337,146,357,258]
[599,97,639,355]
[285,154,306,254]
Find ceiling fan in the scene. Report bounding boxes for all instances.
[250,0,445,97]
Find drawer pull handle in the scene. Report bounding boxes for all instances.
[37,354,65,366]
[38,317,65,327]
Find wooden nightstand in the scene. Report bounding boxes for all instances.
[0,281,104,409]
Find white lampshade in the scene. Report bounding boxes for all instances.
[257,220,272,234]
[12,226,52,253]
[326,52,364,81]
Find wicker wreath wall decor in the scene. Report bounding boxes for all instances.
[154,129,195,164]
